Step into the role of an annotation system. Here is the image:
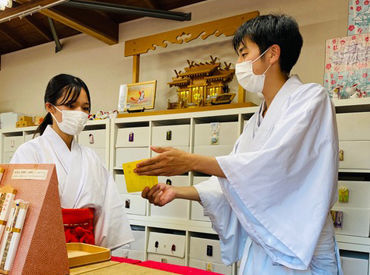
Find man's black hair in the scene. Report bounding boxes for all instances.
[232,14,303,74]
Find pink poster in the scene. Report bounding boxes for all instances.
[324,34,369,99]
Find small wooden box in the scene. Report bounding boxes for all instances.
[67,243,111,268]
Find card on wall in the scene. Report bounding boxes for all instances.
[323,34,369,99]
[348,0,369,35]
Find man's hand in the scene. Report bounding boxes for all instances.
[135,146,192,176]
[141,183,176,206]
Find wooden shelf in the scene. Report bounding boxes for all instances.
[117,102,257,119]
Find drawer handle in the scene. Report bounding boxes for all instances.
[129,132,134,142]
[166,130,172,141]
[161,258,167,263]
[89,134,95,144]
[11,140,15,148]
[166,179,172,186]
[125,199,131,209]
[171,244,176,252]
[330,210,343,229]
[155,241,159,249]
[206,245,213,257]
[339,150,344,161]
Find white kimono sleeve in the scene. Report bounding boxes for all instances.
[93,169,134,249]
[194,176,247,265]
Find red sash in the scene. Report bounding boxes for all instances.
[62,208,95,245]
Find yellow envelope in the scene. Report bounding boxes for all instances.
[122,160,158,193]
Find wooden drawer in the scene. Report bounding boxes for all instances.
[331,207,370,237]
[150,176,189,219]
[115,147,148,167]
[151,146,189,157]
[193,145,234,157]
[337,112,370,141]
[121,194,146,216]
[147,232,185,258]
[152,125,190,147]
[335,181,370,208]
[79,129,106,148]
[3,152,14,164]
[189,236,222,264]
[189,258,232,275]
[341,255,369,275]
[3,136,23,152]
[194,122,239,146]
[147,253,185,265]
[339,141,370,170]
[116,127,149,147]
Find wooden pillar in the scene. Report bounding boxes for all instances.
[132,54,140,83]
[238,84,245,103]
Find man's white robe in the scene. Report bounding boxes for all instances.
[11,125,134,249]
[195,76,342,274]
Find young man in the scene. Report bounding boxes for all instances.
[135,14,342,274]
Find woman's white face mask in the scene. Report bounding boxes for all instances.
[50,105,88,136]
[235,47,271,93]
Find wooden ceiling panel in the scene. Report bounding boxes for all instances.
[0,0,205,55]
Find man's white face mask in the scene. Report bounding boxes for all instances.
[235,47,271,93]
[50,105,88,136]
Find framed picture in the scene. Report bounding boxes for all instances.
[126,80,157,111]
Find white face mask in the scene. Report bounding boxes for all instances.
[50,105,88,136]
[235,47,271,93]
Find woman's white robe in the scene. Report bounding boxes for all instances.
[11,125,134,249]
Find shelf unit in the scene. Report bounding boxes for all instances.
[0,99,369,274]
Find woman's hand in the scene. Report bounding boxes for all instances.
[135,146,192,176]
[141,183,176,206]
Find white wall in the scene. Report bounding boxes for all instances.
[0,0,348,115]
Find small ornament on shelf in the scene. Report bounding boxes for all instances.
[338,186,349,203]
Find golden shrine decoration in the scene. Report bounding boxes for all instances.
[168,56,235,108]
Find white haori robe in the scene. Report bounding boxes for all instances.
[195,75,342,274]
[11,125,134,249]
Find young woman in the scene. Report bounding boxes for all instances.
[11,74,133,249]
[135,15,342,274]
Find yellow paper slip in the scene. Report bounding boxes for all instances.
[122,160,158,193]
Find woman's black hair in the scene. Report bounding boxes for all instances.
[232,14,303,74]
[35,74,91,136]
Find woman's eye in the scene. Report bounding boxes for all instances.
[83,107,90,111]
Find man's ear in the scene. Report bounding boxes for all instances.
[269,44,281,65]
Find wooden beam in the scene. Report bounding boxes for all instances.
[15,0,118,45]
[0,25,25,48]
[125,11,259,57]
[132,55,140,83]
[0,0,63,22]
[23,16,53,41]
[142,0,160,10]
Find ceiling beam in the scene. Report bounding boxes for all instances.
[0,0,65,22]
[142,0,160,10]
[0,25,25,48]
[24,16,53,41]
[10,2,53,41]
[64,0,191,22]
[15,0,118,45]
